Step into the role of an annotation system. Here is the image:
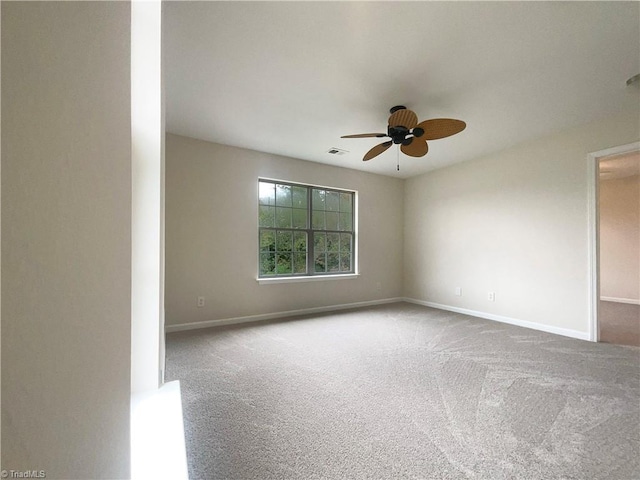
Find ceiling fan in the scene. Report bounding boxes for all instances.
[341,106,466,162]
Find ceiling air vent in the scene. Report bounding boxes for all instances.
[327,147,348,155]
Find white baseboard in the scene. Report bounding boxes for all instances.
[166,296,591,341]
[600,296,640,305]
[403,298,590,341]
[165,297,404,333]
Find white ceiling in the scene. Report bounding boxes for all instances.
[164,1,640,179]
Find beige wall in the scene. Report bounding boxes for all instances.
[599,174,640,301]
[165,134,404,326]
[2,3,131,478]
[404,112,640,336]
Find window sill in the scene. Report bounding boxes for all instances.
[256,273,360,285]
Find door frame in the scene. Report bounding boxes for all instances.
[587,141,640,342]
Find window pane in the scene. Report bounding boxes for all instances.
[339,212,352,231]
[326,212,339,231]
[340,253,351,272]
[259,205,275,227]
[312,210,325,230]
[314,252,326,273]
[314,232,326,254]
[258,180,355,278]
[259,182,276,206]
[312,189,325,210]
[293,232,307,252]
[340,233,352,253]
[276,252,292,274]
[276,184,292,207]
[292,208,307,229]
[293,252,307,274]
[276,207,292,228]
[326,191,339,212]
[276,230,292,252]
[327,253,340,272]
[292,186,307,209]
[260,230,276,252]
[327,233,339,252]
[340,192,352,212]
[260,253,276,275]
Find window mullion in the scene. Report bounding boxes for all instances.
[307,186,313,275]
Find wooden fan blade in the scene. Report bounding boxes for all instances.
[341,133,388,138]
[388,109,418,129]
[400,138,429,157]
[414,119,466,140]
[363,141,393,161]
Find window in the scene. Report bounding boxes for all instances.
[258,179,355,278]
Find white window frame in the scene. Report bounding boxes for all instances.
[256,178,359,283]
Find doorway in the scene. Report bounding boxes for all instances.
[588,142,640,346]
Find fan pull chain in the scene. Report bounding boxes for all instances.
[396,146,400,172]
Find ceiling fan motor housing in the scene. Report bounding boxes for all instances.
[387,125,413,145]
[388,125,411,144]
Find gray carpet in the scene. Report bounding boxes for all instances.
[599,301,640,347]
[166,302,640,480]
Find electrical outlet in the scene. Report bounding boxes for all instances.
[455,287,462,296]
[488,292,495,302]
[197,296,205,308]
